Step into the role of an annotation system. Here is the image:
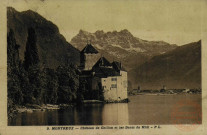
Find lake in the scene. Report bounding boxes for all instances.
[8,94,202,125]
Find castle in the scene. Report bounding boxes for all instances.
[79,43,128,102]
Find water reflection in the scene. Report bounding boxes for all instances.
[73,104,104,125]
[8,94,201,126]
[9,103,129,125]
[102,103,129,125]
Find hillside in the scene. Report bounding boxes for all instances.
[71,29,177,71]
[129,40,201,89]
[7,7,80,68]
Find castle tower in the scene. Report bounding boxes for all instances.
[80,43,100,70]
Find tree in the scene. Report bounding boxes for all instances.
[7,29,20,69]
[7,29,23,105]
[77,78,87,103]
[24,27,39,71]
[18,62,34,104]
[42,68,58,104]
[56,65,79,103]
[28,65,43,104]
[23,27,43,104]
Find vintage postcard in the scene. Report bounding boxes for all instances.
[0,0,207,134]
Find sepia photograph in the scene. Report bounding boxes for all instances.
[4,0,204,131]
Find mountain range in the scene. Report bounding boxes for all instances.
[71,30,201,89]
[71,29,177,70]
[7,7,201,89]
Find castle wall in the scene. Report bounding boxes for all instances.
[101,70,128,101]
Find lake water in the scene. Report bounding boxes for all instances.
[8,94,201,125]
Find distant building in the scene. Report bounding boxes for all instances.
[138,86,141,91]
[160,85,166,92]
[79,43,128,102]
[163,85,166,90]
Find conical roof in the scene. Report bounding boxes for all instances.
[81,44,98,54]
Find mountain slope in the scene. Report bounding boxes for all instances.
[70,30,177,71]
[7,7,80,68]
[129,40,201,89]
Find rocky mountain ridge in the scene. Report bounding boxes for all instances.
[71,29,177,54]
[71,29,177,71]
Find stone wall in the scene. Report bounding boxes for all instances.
[101,70,128,101]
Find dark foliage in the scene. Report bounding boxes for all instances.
[8,28,81,109]
[78,77,104,101]
[42,68,58,104]
[24,27,39,71]
[7,29,23,105]
[56,65,79,104]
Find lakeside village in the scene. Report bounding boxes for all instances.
[129,85,201,96]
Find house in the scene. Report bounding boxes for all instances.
[79,43,128,102]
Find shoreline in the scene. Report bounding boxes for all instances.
[14,104,74,113]
[129,93,201,96]
[14,99,130,113]
[12,93,201,114]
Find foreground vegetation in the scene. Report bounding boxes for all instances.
[7,28,83,119]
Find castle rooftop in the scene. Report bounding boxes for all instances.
[81,44,98,54]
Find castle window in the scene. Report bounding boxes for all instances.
[111,84,117,88]
[111,78,117,81]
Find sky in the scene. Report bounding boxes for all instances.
[7,0,206,45]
